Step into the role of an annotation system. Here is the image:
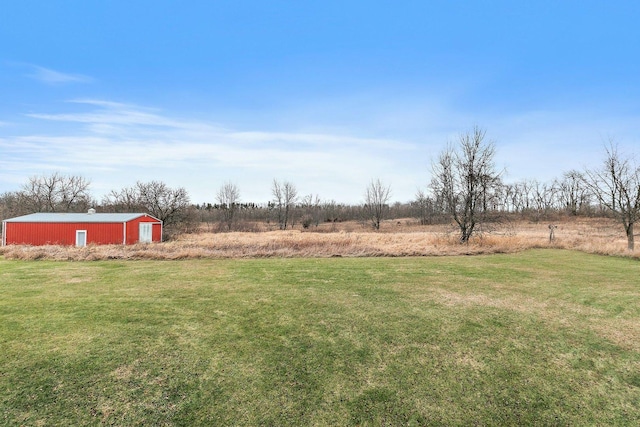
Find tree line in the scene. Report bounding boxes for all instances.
[1,128,639,249]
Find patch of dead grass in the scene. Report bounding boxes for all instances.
[428,288,640,352]
[592,319,640,352]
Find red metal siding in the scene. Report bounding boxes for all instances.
[4,214,162,246]
[152,223,162,242]
[124,215,162,244]
[5,222,125,246]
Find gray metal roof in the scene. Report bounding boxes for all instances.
[3,213,158,223]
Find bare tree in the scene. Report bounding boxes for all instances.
[322,200,340,223]
[557,170,591,216]
[583,142,640,250]
[510,180,534,213]
[101,186,144,212]
[103,180,192,238]
[0,191,23,223]
[18,172,92,213]
[216,182,241,231]
[531,179,558,219]
[271,179,298,230]
[431,126,500,243]
[413,189,439,225]
[299,193,322,228]
[135,181,191,230]
[363,178,391,230]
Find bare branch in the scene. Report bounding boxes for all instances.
[363,178,392,230]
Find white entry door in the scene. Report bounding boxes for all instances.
[139,223,153,243]
[76,230,87,247]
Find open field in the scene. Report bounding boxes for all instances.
[1,216,638,260]
[2,250,640,425]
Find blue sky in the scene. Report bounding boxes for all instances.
[1,1,639,204]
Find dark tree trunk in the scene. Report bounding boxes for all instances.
[626,222,635,251]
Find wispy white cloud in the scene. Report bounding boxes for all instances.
[26,65,93,85]
[3,100,419,202]
[28,99,223,131]
[3,98,639,203]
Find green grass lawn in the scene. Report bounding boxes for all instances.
[1,249,640,426]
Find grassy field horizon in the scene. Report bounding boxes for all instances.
[2,216,638,261]
[2,249,640,425]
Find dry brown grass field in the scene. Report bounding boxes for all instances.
[1,216,638,261]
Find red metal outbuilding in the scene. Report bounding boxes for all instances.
[1,211,163,246]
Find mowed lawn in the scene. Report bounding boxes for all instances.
[1,250,640,426]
